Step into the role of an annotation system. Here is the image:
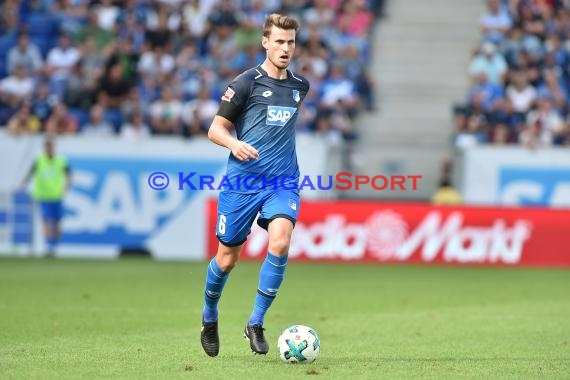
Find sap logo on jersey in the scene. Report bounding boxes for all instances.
[499,167,570,207]
[266,106,297,127]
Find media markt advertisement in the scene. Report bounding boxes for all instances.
[207,199,570,267]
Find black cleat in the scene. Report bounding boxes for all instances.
[244,324,269,354]
[201,320,219,357]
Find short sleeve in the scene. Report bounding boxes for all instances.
[221,74,250,108]
[217,74,251,123]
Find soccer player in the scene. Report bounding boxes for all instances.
[21,137,71,257]
[200,14,310,357]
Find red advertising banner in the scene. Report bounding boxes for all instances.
[206,199,570,267]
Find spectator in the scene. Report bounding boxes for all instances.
[336,0,374,38]
[45,33,82,100]
[45,103,78,135]
[313,112,343,144]
[31,81,57,124]
[319,63,360,117]
[506,70,537,113]
[181,85,218,137]
[6,32,43,77]
[7,104,41,135]
[466,71,503,112]
[303,0,335,32]
[137,45,175,81]
[96,0,121,32]
[82,104,114,136]
[0,0,19,36]
[480,0,512,44]
[526,97,565,143]
[106,38,140,87]
[536,67,568,112]
[116,9,146,53]
[149,87,183,135]
[468,42,508,85]
[454,114,489,148]
[76,7,114,51]
[182,0,217,41]
[519,118,552,149]
[144,2,180,49]
[120,87,145,121]
[120,110,151,141]
[0,64,35,108]
[98,63,132,109]
[63,60,93,110]
[79,36,108,89]
[0,0,377,144]
[52,0,89,36]
[491,123,512,144]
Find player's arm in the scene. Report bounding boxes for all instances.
[208,116,258,162]
[209,78,259,161]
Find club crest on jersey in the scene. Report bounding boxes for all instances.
[292,90,300,102]
[288,198,297,210]
[266,106,296,127]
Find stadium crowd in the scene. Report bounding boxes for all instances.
[453,0,570,148]
[0,0,381,142]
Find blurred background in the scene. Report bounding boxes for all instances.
[0,0,568,265]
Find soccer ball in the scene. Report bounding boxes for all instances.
[277,324,320,364]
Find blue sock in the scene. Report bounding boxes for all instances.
[203,258,230,323]
[248,252,288,326]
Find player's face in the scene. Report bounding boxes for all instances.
[45,141,54,156]
[263,26,296,70]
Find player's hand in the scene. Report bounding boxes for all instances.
[230,140,259,161]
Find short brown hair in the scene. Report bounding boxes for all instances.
[262,14,300,37]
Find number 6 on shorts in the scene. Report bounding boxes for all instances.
[218,215,226,235]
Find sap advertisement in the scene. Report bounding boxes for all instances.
[461,147,570,207]
[61,155,224,259]
[0,135,335,259]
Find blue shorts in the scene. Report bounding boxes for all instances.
[215,189,300,247]
[40,201,63,222]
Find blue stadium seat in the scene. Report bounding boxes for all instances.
[68,108,89,130]
[30,36,53,58]
[26,14,57,37]
[0,35,17,61]
[103,109,124,133]
[0,59,7,79]
[0,106,16,125]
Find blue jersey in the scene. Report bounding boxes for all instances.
[217,65,310,193]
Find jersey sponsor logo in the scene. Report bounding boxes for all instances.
[262,90,272,97]
[292,90,300,102]
[266,106,297,127]
[222,87,235,102]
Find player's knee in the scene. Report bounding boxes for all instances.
[217,254,237,272]
[268,236,291,256]
[216,247,239,271]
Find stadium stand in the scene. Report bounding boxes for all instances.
[0,0,383,141]
[453,0,570,148]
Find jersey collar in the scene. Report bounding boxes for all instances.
[257,65,289,81]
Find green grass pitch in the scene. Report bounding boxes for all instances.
[0,257,569,379]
